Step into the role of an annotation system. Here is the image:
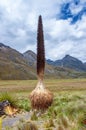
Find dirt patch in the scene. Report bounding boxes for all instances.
[2,112,30,129]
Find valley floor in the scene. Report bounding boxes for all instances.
[0,79,86,130]
[0,78,86,92]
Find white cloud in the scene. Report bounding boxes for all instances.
[0,0,86,62]
[44,14,86,62]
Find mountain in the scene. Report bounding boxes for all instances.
[0,43,37,79]
[23,50,58,78]
[23,51,86,79]
[47,55,86,72]
[47,59,54,65]
[23,50,36,66]
[0,43,86,79]
[0,43,59,79]
[84,62,86,66]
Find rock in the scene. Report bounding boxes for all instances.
[0,100,10,116]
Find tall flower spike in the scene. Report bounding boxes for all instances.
[37,15,45,80]
[30,15,53,110]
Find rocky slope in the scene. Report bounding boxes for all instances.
[0,43,86,79]
[0,43,36,79]
[47,55,86,72]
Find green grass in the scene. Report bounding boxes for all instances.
[0,92,18,107]
[18,98,31,111]
[17,120,38,130]
[0,79,86,130]
[45,92,86,129]
[14,91,86,130]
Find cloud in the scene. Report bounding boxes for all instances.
[44,13,86,62]
[0,0,86,62]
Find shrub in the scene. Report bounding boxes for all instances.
[0,92,18,107]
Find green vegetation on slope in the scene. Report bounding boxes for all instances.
[0,79,86,129]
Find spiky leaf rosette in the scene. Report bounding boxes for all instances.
[30,15,53,110]
[37,15,45,80]
[30,79,53,110]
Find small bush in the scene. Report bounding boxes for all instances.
[0,92,18,107]
[17,121,38,130]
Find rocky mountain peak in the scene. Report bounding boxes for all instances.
[47,54,86,72]
[63,54,79,62]
[23,50,37,66]
[0,43,10,48]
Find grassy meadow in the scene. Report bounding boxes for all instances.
[0,79,86,130]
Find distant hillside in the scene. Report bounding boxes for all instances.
[0,43,36,79]
[0,43,58,79]
[84,62,86,66]
[23,50,86,79]
[23,50,58,78]
[47,55,86,72]
[0,43,86,79]
[23,50,36,66]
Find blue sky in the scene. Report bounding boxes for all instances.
[0,0,86,62]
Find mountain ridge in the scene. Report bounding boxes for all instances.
[47,54,86,72]
[0,43,86,79]
[0,43,37,79]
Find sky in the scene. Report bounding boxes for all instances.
[0,0,86,62]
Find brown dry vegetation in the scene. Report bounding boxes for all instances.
[0,79,86,92]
